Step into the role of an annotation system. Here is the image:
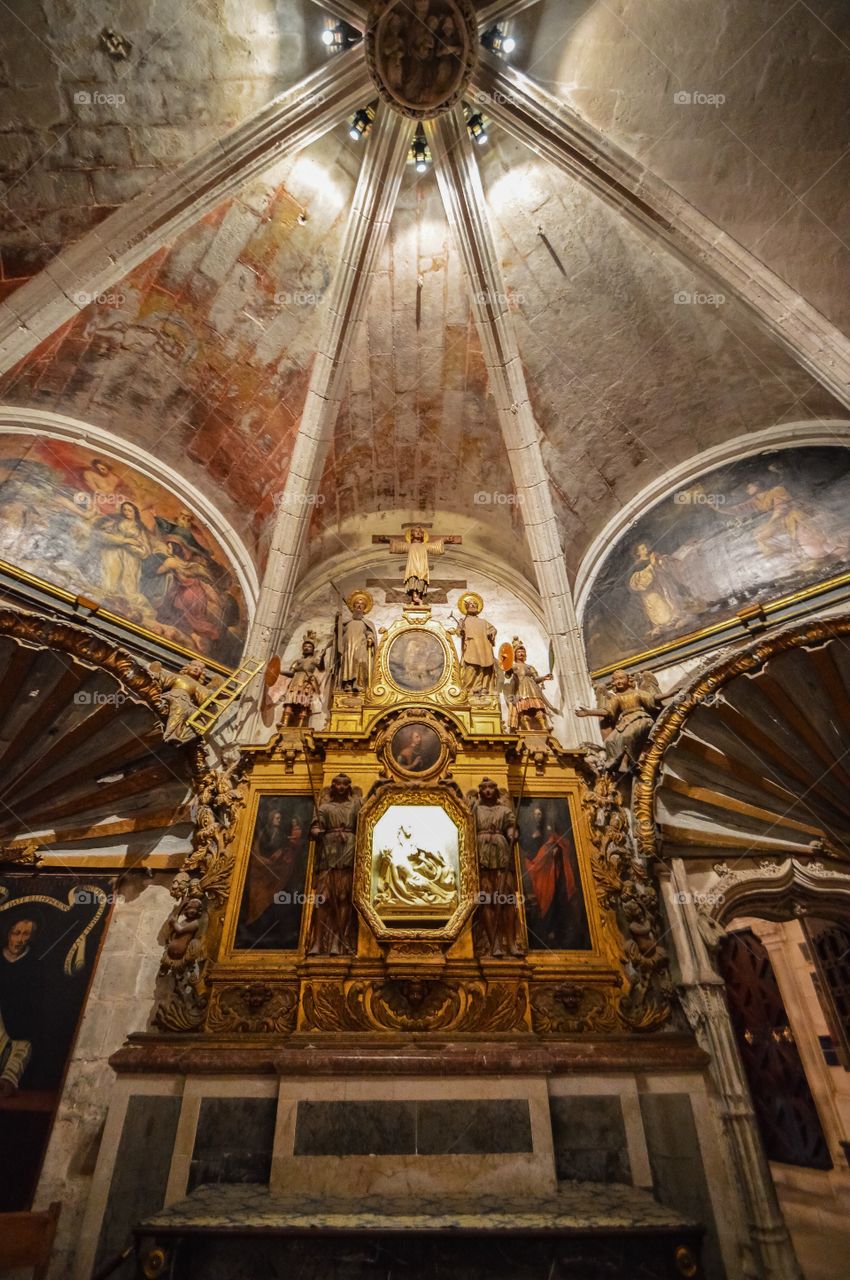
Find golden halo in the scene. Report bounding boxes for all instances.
[457,591,484,615]
[404,526,430,543]
[345,589,374,614]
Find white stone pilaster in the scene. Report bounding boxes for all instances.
[661,861,804,1279]
[237,105,411,738]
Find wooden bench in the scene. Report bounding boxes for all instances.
[0,1201,61,1279]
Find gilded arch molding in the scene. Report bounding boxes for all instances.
[633,613,850,860]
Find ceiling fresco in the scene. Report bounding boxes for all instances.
[0,135,359,563]
[0,432,248,666]
[583,445,850,672]
[0,0,847,631]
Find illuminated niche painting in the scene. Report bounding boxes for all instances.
[583,446,850,670]
[372,803,460,920]
[0,433,247,666]
[234,795,314,951]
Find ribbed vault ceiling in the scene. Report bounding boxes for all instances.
[0,0,847,597]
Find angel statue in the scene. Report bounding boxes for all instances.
[502,638,557,733]
[468,778,523,958]
[337,590,377,694]
[307,773,362,955]
[449,591,497,695]
[263,630,330,728]
[150,658,221,743]
[576,668,662,773]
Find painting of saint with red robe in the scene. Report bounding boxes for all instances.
[235,795,314,951]
[516,797,591,952]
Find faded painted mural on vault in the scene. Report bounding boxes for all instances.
[583,446,850,670]
[0,434,247,667]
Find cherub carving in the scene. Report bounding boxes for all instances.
[577,668,663,772]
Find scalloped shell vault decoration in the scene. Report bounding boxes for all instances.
[365,0,479,120]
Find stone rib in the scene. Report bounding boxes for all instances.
[427,107,594,740]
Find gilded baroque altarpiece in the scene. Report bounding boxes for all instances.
[153,611,672,1040]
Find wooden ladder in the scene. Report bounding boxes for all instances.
[185,656,263,735]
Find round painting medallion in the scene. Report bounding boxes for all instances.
[388,721,443,775]
[365,0,479,120]
[386,629,447,692]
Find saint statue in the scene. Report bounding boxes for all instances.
[451,591,497,695]
[266,631,328,728]
[576,668,662,772]
[468,778,523,958]
[502,639,556,733]
[307,774,362,955]
[373,526,461,605]
[337,590,377,693]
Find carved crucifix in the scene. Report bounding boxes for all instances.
[372,525,462,605]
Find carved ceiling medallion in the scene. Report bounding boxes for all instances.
[366,0,478,120]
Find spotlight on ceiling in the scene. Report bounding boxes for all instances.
[481,27,516,56]
[348,107,374,142]
[320,21,358,51]
[411,125,430,174]
[466,111,488,146]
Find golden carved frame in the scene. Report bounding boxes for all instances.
[216,778,318,970]
[353,783,478,944]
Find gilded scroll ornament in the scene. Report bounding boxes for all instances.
[580,763,674,1030]
[206,981,299,1035]
[153,755,246,1031]
[300,977,529,1034]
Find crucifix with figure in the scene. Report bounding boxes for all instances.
[372,525,462,605]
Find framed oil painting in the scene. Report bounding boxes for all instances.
[515,797,591,952]
[0,433,247,668]
[388,721,442,775]
[583,446,850,671]
[0,873,113,1210]
[386,629,447,692]
[234,795,315,951]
